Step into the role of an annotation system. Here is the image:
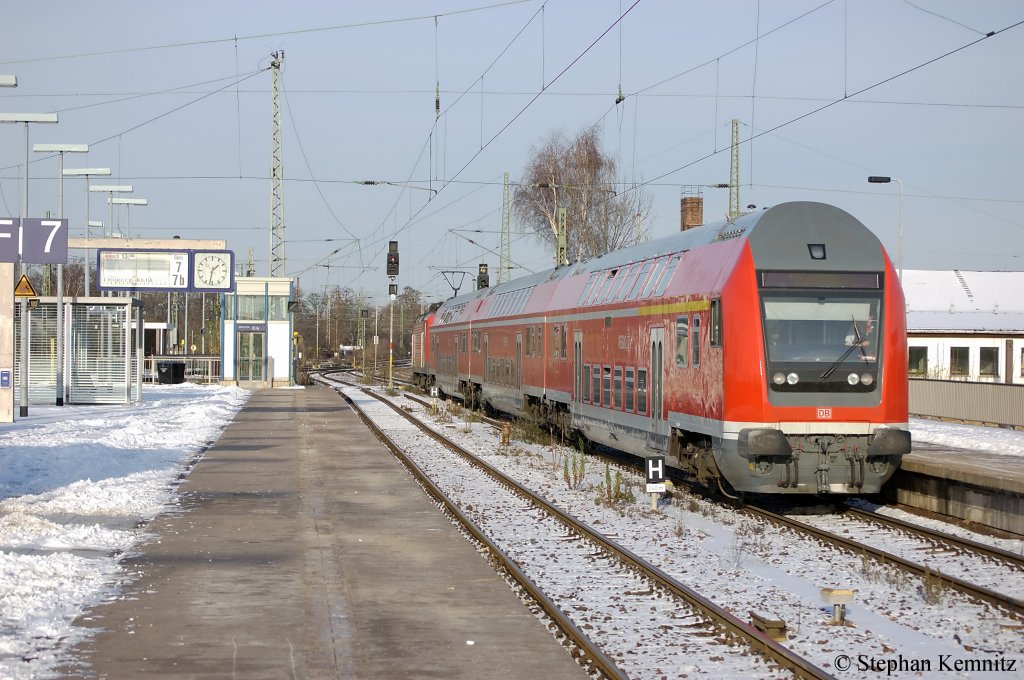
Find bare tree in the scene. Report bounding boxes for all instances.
[513,128,652,263]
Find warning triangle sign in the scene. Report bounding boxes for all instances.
[14,274,37,298]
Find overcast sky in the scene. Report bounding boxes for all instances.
[2,0,1021,305]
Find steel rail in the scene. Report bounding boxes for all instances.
[337,388,628,680]
[843,505,1024,569]
[744,506,1024,617]
[351,384,834,680]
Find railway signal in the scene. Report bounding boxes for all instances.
[386,241,399,277]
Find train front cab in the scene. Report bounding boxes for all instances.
[716,203,911,495]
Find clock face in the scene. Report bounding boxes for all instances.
[195,252,231,288]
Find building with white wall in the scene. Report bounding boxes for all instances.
[221,277,294,387]
[903,270,1024,384]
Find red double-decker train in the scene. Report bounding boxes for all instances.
[411,201,911,496]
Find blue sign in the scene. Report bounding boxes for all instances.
[0,370,10,389]
[0,218,69,264]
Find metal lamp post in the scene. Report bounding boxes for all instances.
[63,168,110,296]
[0,111,59,418]
[108,197,147,238]
[867,176,904,279]
[34,143,88,406]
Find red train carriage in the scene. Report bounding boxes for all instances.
[413,202,910,495]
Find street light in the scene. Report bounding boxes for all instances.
[89,184,132,238]
[108,197,148,237]
[867,176,904,279]
[63,168,111,296]
[0,111,59,419]
[34,143,88,407]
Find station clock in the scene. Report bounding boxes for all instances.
[193,251,233,290]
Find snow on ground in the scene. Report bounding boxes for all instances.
[0,383,249,679]
[0,385,1020,678]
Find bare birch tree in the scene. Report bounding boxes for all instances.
[513,128,652,263]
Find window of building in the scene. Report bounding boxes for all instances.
[675,316,689,367]
[692,315,701,367]
[602,366,611,407]
[269,296,289,321]
[950,347,969,376]
[613,366,623,409]
[980,347,999,377]
[637,368,648,414]
[625,368,635,411]
[908,347,928,375]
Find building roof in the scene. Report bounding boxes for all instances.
[903,270,1024,333]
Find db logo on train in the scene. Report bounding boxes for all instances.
[817,408,833,419]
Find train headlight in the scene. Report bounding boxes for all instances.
[847,373,860,385]
[860,373,875,386]
[772,372,786,385]
[786,372,799,385]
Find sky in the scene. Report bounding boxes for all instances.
[1,382,1022,678]
[1,1,1022,307]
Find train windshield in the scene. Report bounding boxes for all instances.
[761,294,881,392]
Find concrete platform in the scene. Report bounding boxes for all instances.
[62,384,587,679]
[884,443,1024,536]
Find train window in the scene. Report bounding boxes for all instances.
[526,327,533,356]
[641,258,666,298]
[553,326,560,358]
[592,366,601,405]
[675,317,689,368]
[980,347,999,376]
[950,347,969,376]
[599,269,619,303]
[710,299,722,348]
[561,325,567,358]
[583,364,591,402]
[627,261,653,300]
[613,367,623,409]
[908,347,928,375]
[692,315,701,367]
[616,264,640,301]
[578,273,599,305]
[602,366,612,407]
[537,326,543,356]
[637,369,648,414]
[653,255,681,296]
[625,368,635,411]
[587,272,607,305]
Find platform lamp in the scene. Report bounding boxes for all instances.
[108,196,147,237]
[0,110,59,419]
[867,176,904,280]
[34,143,88,406]
[89,184,133,238]
[63,168,111,296]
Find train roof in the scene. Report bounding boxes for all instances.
[435,201,877,317]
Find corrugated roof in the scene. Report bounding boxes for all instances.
[903,270,1024,332]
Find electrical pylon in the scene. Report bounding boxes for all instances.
[728,118,740,219]
[499,172,511,283]
[269,51,286,276]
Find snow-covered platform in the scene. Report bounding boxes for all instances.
[61,384,587,679]
[884,430,1024,536]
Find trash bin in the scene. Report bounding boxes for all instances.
[157,361,186,384]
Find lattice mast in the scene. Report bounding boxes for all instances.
[499,172,511,283]
[728,118,740,219]
[269,51,286,276]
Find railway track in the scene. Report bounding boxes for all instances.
[373,375,1024,617]
[330,378,833,679]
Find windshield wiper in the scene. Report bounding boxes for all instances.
[820,315,869,380]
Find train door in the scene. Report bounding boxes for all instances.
[483,334,488,384]
[515,332,522,407]
[573,330,583,426]
[648,327,665,449]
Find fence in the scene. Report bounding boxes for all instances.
[144,356,222,385]
[910,378,1024,429]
